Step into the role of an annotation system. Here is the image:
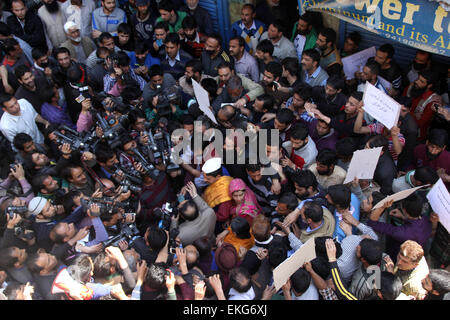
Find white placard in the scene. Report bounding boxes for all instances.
[273,237,316,291]
[373,185,427,210]
[427,179,450,233]
[342,46,376,80]
[294,34,307,61]
[363,82,401,130]
[343,147,382,184]
[192,79,218,124]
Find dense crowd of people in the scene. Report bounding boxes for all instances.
[0,0,448,300]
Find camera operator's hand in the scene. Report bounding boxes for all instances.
[6,213,22,229]
[19,230,36,246]
[165,270,176,294]
[194,280,206,300]
[55,205,65,215]
[151,95,159,108]
[112,170,125,183]
[79,243,103,254]
[67,226,90,246]
[87,203,101,217]
[118,239,129,251]
[9,163,25,180]
[274,221,290,236]
[81,98,92,113]
[136,260,147,286]
[134,162,146,174]
[185,181,198,198]
[175,247,188,275]
[256,248,269,261]
[59,143,73,159]
[116,188,131,202]
[106,246,129,270]
[81,151,95,162]
[95,126,104,138]
[91,188,103,199]
[23,282,34,300]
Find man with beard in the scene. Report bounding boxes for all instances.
[310,75,347,118]
[340,31,361,58]
[179,16,207,59]
[130,0,156,43]
[229,36,259,82]
[374,44,403,97]
[306,118,338,153]
[290,169,327,207]
[27,251,62,300]
[282,123,318,169]
[155,0,187,33]
[406,50,432,84]
[31,48,55,83]
[180,0,213,36]
[315,28,342,77]
[7,0,48,53]
[38,0,67,49]
[92,0,127,39]
[178,59,211,97]
[61,0,96,39]
[411,129,450,189]
[404,70,442,141]
[60,21,96,65]
[254,39,277,81]
[14,65,53,114]
[260,22,296,61]
[201,33,233,77]
[300,49,329,88]
[213,75,250,115]
[290,12,317,60]
[86,32,118,70]
[308,149,346,189]
[230,4,266,56]
[260,61,290,109]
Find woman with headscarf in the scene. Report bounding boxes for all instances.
[217,178,263,226]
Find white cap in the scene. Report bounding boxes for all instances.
[202,157,222,174]
[64,21,79,34]
[28,197,48,216]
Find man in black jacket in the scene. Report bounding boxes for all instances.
[311,75,347,118]
[180,0,213,36]
[7,0,48,53]
[396,96,418,172]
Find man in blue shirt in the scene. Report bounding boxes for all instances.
[92,0,127,39]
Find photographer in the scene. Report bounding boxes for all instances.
[31,174,61,201]
[142,64,176,116]
[130,227,174,266]
[12,132,47,164]
[145,89,184,129]
[103,51,146,95]
[0,163,34,206]
[170,182,216,246]
[1,208,37,252]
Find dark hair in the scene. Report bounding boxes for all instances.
[230,216,251,239]
[117,23,131,35]
[181,15,197,30]
[149,64,164,78]
[95,144,116,163]
[2,38,19,54]
[268,240,288,268]
[245,163,261,173]
[242,3,255,13]
[0,93,14,107]
[61,189,82,213]
[365,58,381,75]
[336,137,357,158]
[115,51,131,67]
[310,256,330,279]
[379,271,402,300]
[13,132,33,151]
[134,41,148,55]
[367,134,389,153]
[299,12,314,26]
[290,123,309,141]
[200,78,218,100]
[31,173,50,193]
[302,48,320,64]
[347,31,362,45]
[255,94,274,111]
[292,169,318,190]
[395,96,412,109]
[31,47,46,61]
[145,262,168,295]
[185,59,202,74]
[217,61,234,72]
[419,70,439,90]
[154,21,170,32]
[428,129,448,147]
[279,192,299,211]
[293,85,312,102]
[0,22,12,36]
[359,238,383,265]
[99,32,114,44]
[0,247,19,269]
[349,91,363,102]
[53,46,70,59]
[314,236,342,259]
[290,268,311,294]
[281,57,300,77]
[93,252,115,278]
[158,0,174,12]
[378,44,395,59]
[428,269,450,295]
[208,33,222,46]
[256,39,274,55]
[402,192,423,218]
[193,236,213,259]
[164,32,180,45]
[269,20,285,35]
[327,184,351,209]
[179,200,198,221]
[316,149,337,166]
[303,201,323,223]
[371,191,386,207]
[276,108,294,125]
[326,74,345,91]
[230,36,245,48]
[319,27,337,46]
[66,63,85,84]
[27,253,44,274]
[146,228,168,252]
[229,267,252,293]
[414,166,439,185]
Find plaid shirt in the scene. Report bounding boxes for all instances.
[319,288,339,300]
[367,122,405,161]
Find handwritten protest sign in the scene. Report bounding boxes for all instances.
[363,82,401,130]
[192,79,218,124]
[426,179,450,233]
[273,237,316,291]
[373,185,427,210]
[342,46,376,80]
[343,147,382,184]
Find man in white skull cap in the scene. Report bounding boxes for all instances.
[60,21,96,65]
[201,157,234,210]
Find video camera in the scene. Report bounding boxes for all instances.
[151,130,180,172]
[112,164,143,193]
[152,86,180,117]
[102,222,140,247]
[153,202,180,254]
[5,206,34,240]
[96,112,124,149]
[130,147,159,179]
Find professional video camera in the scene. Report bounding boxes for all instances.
[53,126,93,152]
[80,197,130,217]
[153,202,180,254]
[5,206,35,240]
[130,147,159,178]
[152,86,180,117]
[102,222,140,247]
[119,179,142,194]
[111,164,143,193]
[152,130,180,172]
[95,112,124,149]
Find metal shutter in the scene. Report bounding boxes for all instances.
[198,0,231,47]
